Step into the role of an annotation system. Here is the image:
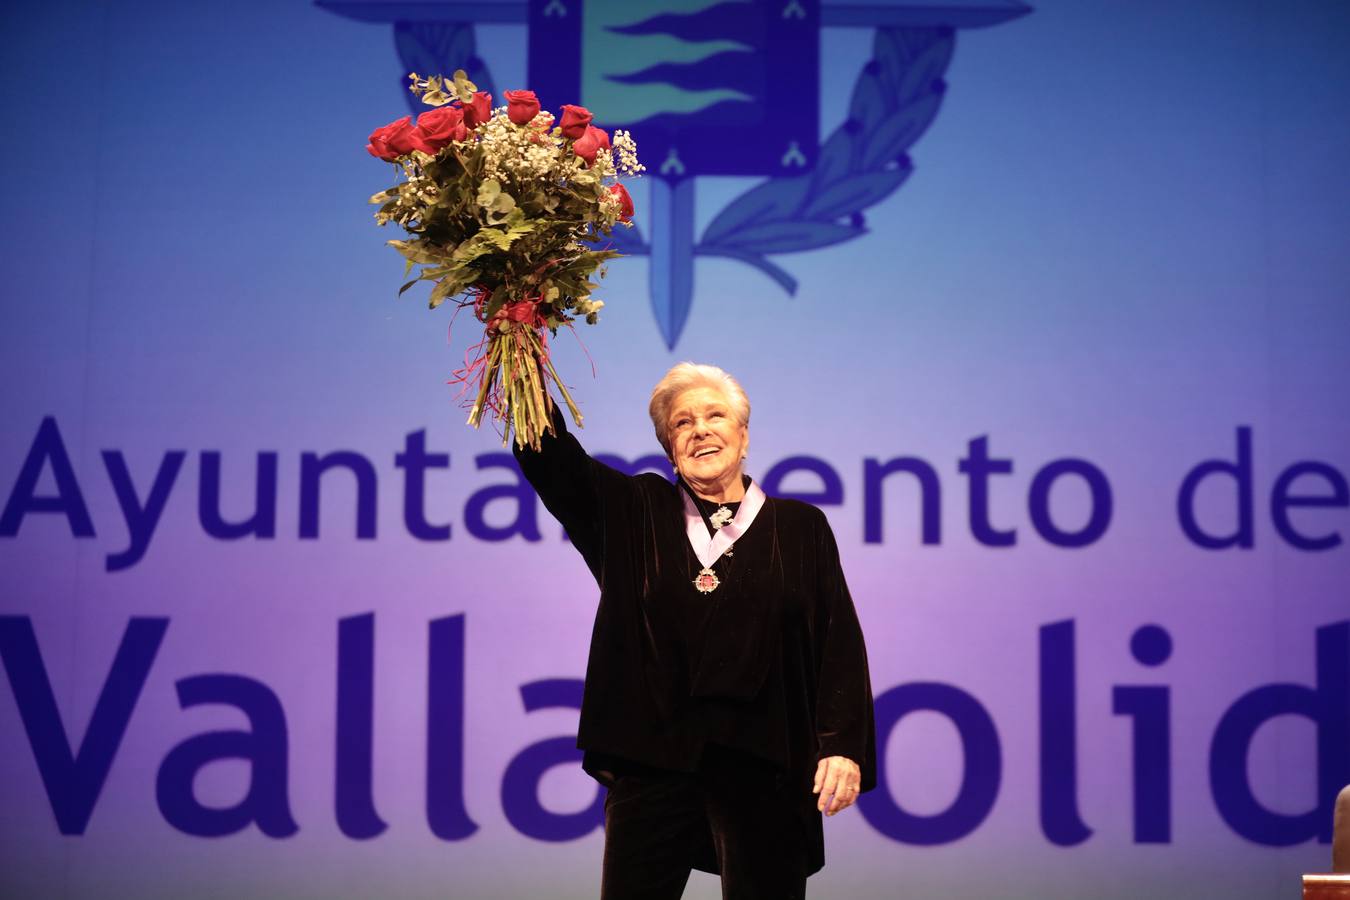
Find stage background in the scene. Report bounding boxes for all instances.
[2,0,1348,897]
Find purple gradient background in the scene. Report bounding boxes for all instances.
[1,0,1348,897]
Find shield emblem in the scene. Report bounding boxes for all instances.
[528,0,820,179]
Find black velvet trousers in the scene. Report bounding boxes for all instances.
[600,747,809,900]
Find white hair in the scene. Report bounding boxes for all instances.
[648,362,751,457]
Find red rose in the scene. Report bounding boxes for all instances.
[558,104,593,140]
[462,91,493,129]
[366,115,416,160]
[504,89,541,126]
[573,125,609,165]
[412,106,466,153]
[609,183,634,222]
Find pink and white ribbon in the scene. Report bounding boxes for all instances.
[682,481,766,569]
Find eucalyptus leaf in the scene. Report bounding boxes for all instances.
[428,278,454,309]
[388,239,443,265]
[477,179,501,207]
[452,69,477,102]
[484,286,507,321]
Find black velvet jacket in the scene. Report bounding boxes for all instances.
[514,414,876,874]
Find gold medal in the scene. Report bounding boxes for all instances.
[693,567,720,593]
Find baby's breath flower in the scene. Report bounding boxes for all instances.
[611,130,645,176]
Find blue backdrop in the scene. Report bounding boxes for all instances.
[2,1,1348,897]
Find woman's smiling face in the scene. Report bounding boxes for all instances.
[666,385,749,498]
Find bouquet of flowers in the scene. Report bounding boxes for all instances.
[366,70,643,450]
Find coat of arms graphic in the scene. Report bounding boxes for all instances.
[322,0,1031,349]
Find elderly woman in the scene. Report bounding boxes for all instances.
[514,362,875,899]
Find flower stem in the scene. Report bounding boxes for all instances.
[467,336,500,428]
[541,351,583,429]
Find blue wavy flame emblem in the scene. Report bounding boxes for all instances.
[531,0,818,179]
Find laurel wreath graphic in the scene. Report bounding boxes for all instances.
[697,26,954,293]
[395,24,955,295]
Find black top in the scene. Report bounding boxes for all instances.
[514,411,877,875]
